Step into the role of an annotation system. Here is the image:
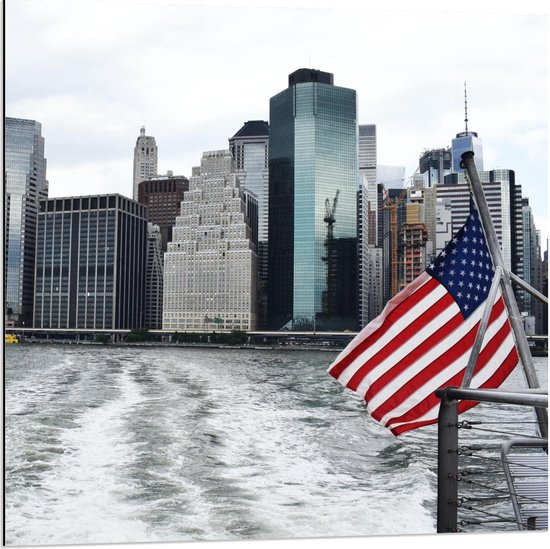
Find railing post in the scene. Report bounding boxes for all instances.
[437,390,459,533]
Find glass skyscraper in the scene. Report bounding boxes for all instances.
[268,69,358,331]
[5,117,48,327]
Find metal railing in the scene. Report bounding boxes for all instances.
[435,387,548,533]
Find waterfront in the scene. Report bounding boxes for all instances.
[4,345,546,545]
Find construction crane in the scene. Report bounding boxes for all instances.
[324,189,340,241]
[382,187,408,297]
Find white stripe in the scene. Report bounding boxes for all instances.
[377,306,511,426]
[353,300,460,397]
[388,330,517,432]
[335,283,448,386]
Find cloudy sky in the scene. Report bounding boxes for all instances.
[6,0,549,244]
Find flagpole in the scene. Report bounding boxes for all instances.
[461,266,503,388]
[461,151,547,438]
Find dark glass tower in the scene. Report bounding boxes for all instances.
[33,195,147,329]
[268,69,358,331]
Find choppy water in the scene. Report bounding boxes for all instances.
[4,344,546,546]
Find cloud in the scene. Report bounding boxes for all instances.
[5,0,548,240]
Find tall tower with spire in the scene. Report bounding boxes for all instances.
[451,83,484,173]
[133,126,158,200]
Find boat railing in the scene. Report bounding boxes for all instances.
[435,387,548,533]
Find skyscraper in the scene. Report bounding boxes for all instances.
[419,147,452,187]
[451,85,483,173]
[163,150,257,332]
[144,223,164,329]
[33,195,147,329]
[5,117,48,327]
[357,124,379,327]
[229,120,270,328]
[137,172,189,252]
[438,169,525,311]
[133,127,158,200]
[267,68,358,331]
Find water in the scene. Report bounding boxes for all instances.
[4,345,546,546]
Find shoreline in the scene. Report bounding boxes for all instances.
[9,340,344,352]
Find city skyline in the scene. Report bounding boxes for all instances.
[5,0,548,244]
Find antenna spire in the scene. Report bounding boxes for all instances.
[464,81,469,133]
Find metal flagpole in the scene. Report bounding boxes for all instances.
[461,266,503,388]
[461,151,548,438]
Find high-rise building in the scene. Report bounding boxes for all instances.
[137,173,188,329]
[163,150,257,332]
[268,68,358,331]
[229,120,269,328]
[133,126,158,200]
[357,124,379,327]
[358,125,377,187]
[419,147,452,187]
[5,117,48,327]
[144,223,164,329]
[401,203,428,289]
[451,86,484,173]
[33,195,147,329]
[521,198,545,332]
[438,169,525,311]
[137,172,189,251]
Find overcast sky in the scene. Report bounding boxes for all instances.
[5,0,549,245]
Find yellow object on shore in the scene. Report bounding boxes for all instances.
[5,334,19,344]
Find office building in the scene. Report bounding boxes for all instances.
[229,120,269,328]
[137,172,189,251]
[133,126,158,200]
[268,68,358,331]
[439,169,525,311]
[522,199,544,332]
[5,117,48,327]
[357,125,380,327]
[401,203,428,288]
[163,150,257,332]
[419,147,452,187]
[33,195,147,329]
[144,223,164,329]
[452,86,484,173]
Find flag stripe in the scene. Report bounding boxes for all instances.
[374,298,509,423]
[389,344,519,436]
[385,324,515,431]
[382,311,514,429]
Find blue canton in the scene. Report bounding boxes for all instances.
[426,205,495,319]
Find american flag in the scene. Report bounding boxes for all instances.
[328,205,519,436]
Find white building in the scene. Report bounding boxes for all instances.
[133,126,158,200]
[162,150,257,332]
[358,124,379,327]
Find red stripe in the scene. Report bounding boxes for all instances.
[390,346,518,436]
[329,276,439,379]
[371,298,506,422]
[390,418,438,436]
[346,293,455,392]
[384,314,514,429]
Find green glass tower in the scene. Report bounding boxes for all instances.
[268,69,358,331]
